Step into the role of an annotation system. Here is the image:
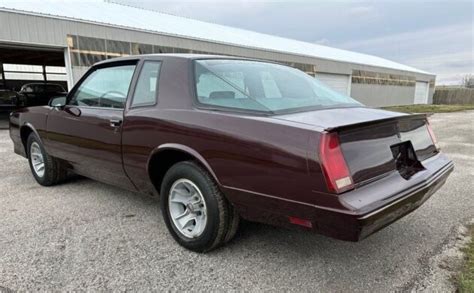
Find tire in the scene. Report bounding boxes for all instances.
[27,133,67,186]
[224,204,240,243]
[160,161,239,252]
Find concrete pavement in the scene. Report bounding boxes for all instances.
[0,110,472,291]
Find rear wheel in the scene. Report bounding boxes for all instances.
[27,133,66,186]
[160,161,239,252]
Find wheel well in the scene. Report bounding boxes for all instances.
[148,149,196,194]
[20,126,33,153]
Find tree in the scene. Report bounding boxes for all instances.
[462,74,474,88]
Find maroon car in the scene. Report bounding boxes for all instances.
[9,55,453,252]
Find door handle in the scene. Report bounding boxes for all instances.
[109,119,122,127]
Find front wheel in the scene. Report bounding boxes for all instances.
[27,133,66,186]
[160,161,239,252]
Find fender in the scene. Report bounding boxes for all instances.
[146,143,221,186]
[20,122,45,152]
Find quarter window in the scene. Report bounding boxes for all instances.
[131,61,161,107]
[70,64,136,109]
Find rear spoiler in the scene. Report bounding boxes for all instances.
[324,113,429,132]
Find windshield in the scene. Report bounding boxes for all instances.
[194,59,362,114]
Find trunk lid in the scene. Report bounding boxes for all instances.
[277,107,438,186]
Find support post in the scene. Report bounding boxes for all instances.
[42,64,47,82]
[64,47,74,90]
[0,63,5,88]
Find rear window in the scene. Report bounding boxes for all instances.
[194,59,362,114]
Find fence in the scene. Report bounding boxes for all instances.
[433,87,474,105]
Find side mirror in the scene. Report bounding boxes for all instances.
[48,96,66,108]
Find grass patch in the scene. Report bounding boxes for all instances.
[382,104,474,114]
[457,225,474,293]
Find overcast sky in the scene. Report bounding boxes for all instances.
[115,0,472,85]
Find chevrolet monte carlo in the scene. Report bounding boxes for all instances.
[9,55,454,252]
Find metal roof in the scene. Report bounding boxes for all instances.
[0,0,431,75]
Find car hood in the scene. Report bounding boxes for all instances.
[274,106,407,130]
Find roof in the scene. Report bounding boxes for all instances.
[0,0,431,75]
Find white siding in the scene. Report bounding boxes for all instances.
[316,73,351,96]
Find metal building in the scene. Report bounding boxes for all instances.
[0,0,436,106]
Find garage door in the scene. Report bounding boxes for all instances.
[414,81,429,104]
[315,73,351,96]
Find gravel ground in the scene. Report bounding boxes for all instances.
[0,111,473,291]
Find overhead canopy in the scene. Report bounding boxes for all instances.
[0,0,430,74]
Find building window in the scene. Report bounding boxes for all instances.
[283,62,316,76]
[153,46,174,54]
[174,48,191,54]
[106,40,130,58]
[352,70,415,86]
[66,34,318,78]
[131,43,153,55]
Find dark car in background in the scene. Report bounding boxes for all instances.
[16,83,67,107]
[0,88,19,111]
[9,55,453,252]
[0,89,19,126]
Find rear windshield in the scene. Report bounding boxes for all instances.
[194,59,362,114]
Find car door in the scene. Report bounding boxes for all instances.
[45,61,138,190]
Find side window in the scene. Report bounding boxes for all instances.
[131,61,161,107]
[70,64,136,109]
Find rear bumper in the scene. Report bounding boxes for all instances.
[316,157,454,241]
[226,153,454,242]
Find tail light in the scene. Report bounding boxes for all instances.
[319,132,354,193]
[426,119,439,150]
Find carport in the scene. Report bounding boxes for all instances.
[0,44,69,128]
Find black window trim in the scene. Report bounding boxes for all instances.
[129,60,163,109]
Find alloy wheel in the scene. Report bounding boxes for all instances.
[168,178,207,238]
[30,142,45,178]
